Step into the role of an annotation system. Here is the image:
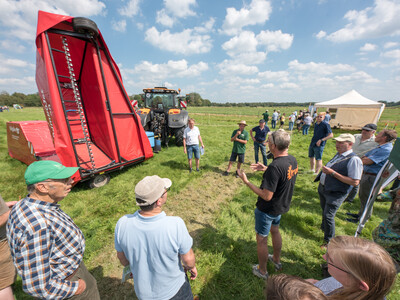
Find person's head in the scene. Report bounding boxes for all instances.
[375,129,397,145]
[238,120,247,131]
[268,129,291,153]
[265,274,327,300]
[333,134,355,154]
[324,236,397,300]
[24,160,78,203]
[361,123,377,139]
[259,119,265,128]
[316,112,326,123]
[188,118,195,129]
[266,110,268,112]
[326,111,330,115]
[135,175,172,212]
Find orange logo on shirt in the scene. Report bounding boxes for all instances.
[287,165,298,180]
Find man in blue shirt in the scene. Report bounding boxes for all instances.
[309,112,333,174]
[115,175,197,300]
[250,119,270,166]
[347,129,397,223]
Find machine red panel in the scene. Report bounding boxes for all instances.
[35,11,153,183]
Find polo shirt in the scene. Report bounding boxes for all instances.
[310,121,332,147]
[251,125,270,143]
[352,134,377,157]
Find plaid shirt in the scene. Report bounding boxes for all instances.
[7,197,85,299]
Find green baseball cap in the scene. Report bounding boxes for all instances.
[24,160,79,185]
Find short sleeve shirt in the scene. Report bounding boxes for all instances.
[262,112,269,121]
[251,126,270,143]
[352,134,377,157]
[311,121,332,147]
[320,150,363,184]
[364,143,393,174]
[256,155,298,215]
[231,129,249,154]
[183,126,200,145]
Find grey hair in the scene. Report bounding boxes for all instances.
[271,129,291,151]
[27,184,36,193]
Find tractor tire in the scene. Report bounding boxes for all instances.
[175,127,185,146]
[88,174,110,188]
[73,17,99,38]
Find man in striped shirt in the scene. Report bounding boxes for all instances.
[7,161,99,299]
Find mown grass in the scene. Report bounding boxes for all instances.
[0,106,399,299]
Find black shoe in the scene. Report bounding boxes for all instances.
[189,168,193,173]
[222,171,229,176]
[235,170,239,178]
[346,212,359,219]
[346,218,359,224]
[196,168,200,172]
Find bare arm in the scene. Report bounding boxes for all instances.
[316,132,334,146]
[361,156,374,165]
[0,210,9,227]
[183,138,187,154]
[322,166,360,187]
[198,135,204,148]
[250,130,255,141]
[181,248,197,279]
[237,170,274,201]
[117,251,130,267]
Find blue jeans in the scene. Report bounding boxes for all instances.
[288,122,294,131]
[318,184,348,243]
[254,142,268,166]
[170,276,193,300]
[271,120,276,129]
[254,208,281,237]
[302,124,310,135]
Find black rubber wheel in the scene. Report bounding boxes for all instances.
[73,17,99,38]
[88,174,110,188]
[175,127,185,146]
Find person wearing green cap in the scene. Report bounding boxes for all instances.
[6,161,100,299]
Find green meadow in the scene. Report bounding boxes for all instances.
[0,106,399,299]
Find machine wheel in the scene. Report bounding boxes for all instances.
[88,174,110,188]
[175,127,185,146]
[73,17,99,37]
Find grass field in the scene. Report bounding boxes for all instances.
[0,106,399,299]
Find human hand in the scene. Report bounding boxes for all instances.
[201,145,205,149]
[75,279,86,295]
[6,201,18,209]
[250,162,267,172]
[316,140,322,147]
[305,279,319,284]
[321,166,332,174]
[184,148,187,154]
[186,266,198,280]
[236,169,248,182]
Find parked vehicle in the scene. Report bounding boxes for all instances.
[138,87,189,146]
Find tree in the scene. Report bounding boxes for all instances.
[187,92,202,106]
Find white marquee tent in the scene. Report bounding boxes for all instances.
[314,90,385,130]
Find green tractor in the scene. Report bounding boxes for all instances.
[137,87,189,146]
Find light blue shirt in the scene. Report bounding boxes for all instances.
[115,211,193,300]
[320,149,363,185]
[364,143,393,174]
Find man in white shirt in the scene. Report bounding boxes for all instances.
[183,119,204,172]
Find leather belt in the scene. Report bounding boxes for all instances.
[363,171,377,176]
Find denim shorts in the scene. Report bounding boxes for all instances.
[254,208,281,237]
[308,144,325,160]
[229,152,245,163]
[187,144,200,160]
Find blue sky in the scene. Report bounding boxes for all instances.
[0,0,400,103]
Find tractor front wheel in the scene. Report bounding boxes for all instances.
[175,127,185,146]
[88,174,110,188]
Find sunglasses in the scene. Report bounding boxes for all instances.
[325,252,350,274]
[269,133,276,145]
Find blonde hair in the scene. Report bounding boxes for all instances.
[327,236,397,300]
[266,274,327,300]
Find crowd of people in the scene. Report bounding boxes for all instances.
[1,111,399,299]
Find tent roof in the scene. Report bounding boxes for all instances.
[315,90,384,108]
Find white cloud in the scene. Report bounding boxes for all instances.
[118,0,140,17]
[222,31,258,56]
[221,0,272,35]
[257,30,293,52]
[325,0,400,42]
[360,43,377,51]
[0,76,35,86]
[384,41,399,49]
[0,0,106,41]
[144,27,212,55]
[261,83,274,88]
[194,18,215,34]
[155,0,196,27]
[258,70,289,82]
[0,56,34,74]
[315,30,326,39]
[111,20,127,32]
[334,71,379,83]
[280,82,299,89]
[288,60,355,75]
[0,40,26,53]
[382,49,400,59]
[217,60,258,76]
[156,9,174,27]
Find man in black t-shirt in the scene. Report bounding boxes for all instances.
[238,130,298,280]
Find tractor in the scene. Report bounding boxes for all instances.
[138,87,189,146]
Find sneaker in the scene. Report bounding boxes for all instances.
[189,168,193,173]
[268,254,282,271]
[222,171,229,176]
[252,264,268,280]
[346,212,359,219]
[235,170,239,178]
[196,168,200,172]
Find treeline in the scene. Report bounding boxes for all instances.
[1,91,399,107]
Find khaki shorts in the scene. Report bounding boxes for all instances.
[0,239,16,290]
